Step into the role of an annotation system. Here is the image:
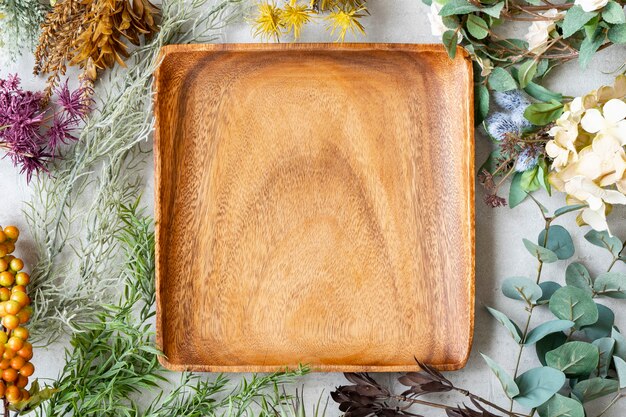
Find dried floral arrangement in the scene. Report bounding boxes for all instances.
[479,76,626,233]
[0,75,91,181]
[250,0,367,42]
[0,0,47,60]
[424,0,626,122]
[332,202,626,417]
[33,0,159,97]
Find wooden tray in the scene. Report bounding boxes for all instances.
[154,44,475,372]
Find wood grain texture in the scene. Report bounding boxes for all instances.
[154,43,475,372]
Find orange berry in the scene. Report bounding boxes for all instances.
[3,227,18,241]
[0,359,10,370]
[0,246,6,259]
[10,356,24,370]
[6,337,23,352]
[11,285,26,294]
[19,363,33,377]
[3,243,14,255]
[8,258,22,272]
[2,348,15,360]
[2,367,17,382]
[16,310,29,325]
[4,301,20,315]
[0,332,8,345]
[16,344,32,361]
[2,315,19,330]
[19,389,29,401]
[0,231,5,244]
[12,328,27,341]
[14,273,29,286]
[0,289,10,302]
[0,272,14,287]
[0,259,6,272]
[15,375,27,389]
[10,292,28,308]
[0,381,5,397]
[5,385,20,403]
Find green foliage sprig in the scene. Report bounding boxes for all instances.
[24,0,245,343]
[423,0,626,124]
[0,0,48,60]
[332,202,626,417]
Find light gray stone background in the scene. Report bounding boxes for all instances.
[1,1,625,415]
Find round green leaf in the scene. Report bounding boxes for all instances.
[609,23,626,43]
[584,230,623,256]
[565,262,592,293]
[537,393,584,417]
[572,377,619,402]
[538,226,575,260]
[562,6,597,38]
[525,320,575,345]
[549,286,598,328]
[510,172,528,208]
[603,1,626,24]
[537,332,567,366]
[593,272,626,298]
[546,341,599,376]
[613,327,626,360]
[502,277,543,304]
[524,238,558,263]
[614,356,626,388]
[466,14,489,39]
[488,67,517,91]
[592,337,615,378]
[582,303,615,340]
[537,281,561,305]
[481,353,520,398]
[514,367,566,408]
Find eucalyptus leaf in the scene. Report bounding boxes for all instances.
[593,272,626,298]
[553,204,586,218]
[608,23,626,43]
[614,356,626,388]
[442,30,458,58]
[562,6,598,38]
[571,377,619,402]
[524,101,564,126]
[545,341,599,376]
[487,306,523,343]
[481,353,520,398]
[524,239,558,263]
[475,84,490,124]
[603,1,626,24]
[537,332,567,366]
[584,230,623,256]
[502,277,543,304]
[582,304,615,340]
[537,281,561,305]
[565,262,592,293]
[489,67,518,91]
[592,337,615,378]
[613,327,626,359]
[439,0,481,16]
[525,320,575,345]
[549,286,598,328]
[510,172,528,208]
[513,367,566,408]
[537,393,585,417]
[466,14,489,39]
[538,226,574,260]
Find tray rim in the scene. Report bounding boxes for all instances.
[153,43,475,373]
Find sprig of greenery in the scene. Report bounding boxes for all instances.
[24,0,245,343]
[0,0,48,60]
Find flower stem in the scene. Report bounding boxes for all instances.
[509,217,552,412]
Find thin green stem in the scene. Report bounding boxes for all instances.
[509,218,552,412]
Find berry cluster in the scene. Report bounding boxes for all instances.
[0,226,34,405]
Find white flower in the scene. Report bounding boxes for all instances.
[580,98,626,145]
[563,175,626,231]
[525,9,564,52]
[428,2,462,41]
[575,0,609,12]
[546,112,580,170]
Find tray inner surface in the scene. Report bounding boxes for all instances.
[155,44,474,372]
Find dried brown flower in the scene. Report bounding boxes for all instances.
[34,0,159,98]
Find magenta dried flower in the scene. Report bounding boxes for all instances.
[0,74,91,182]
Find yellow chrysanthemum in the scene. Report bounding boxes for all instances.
[281,2,313,40]
[252,2,283,41]
[325,3,366,42]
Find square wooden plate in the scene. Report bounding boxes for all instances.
[154,43,474,372]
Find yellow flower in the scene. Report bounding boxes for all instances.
[281,2,313,40]
[252,1,283,41]
[325,3,366,42]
